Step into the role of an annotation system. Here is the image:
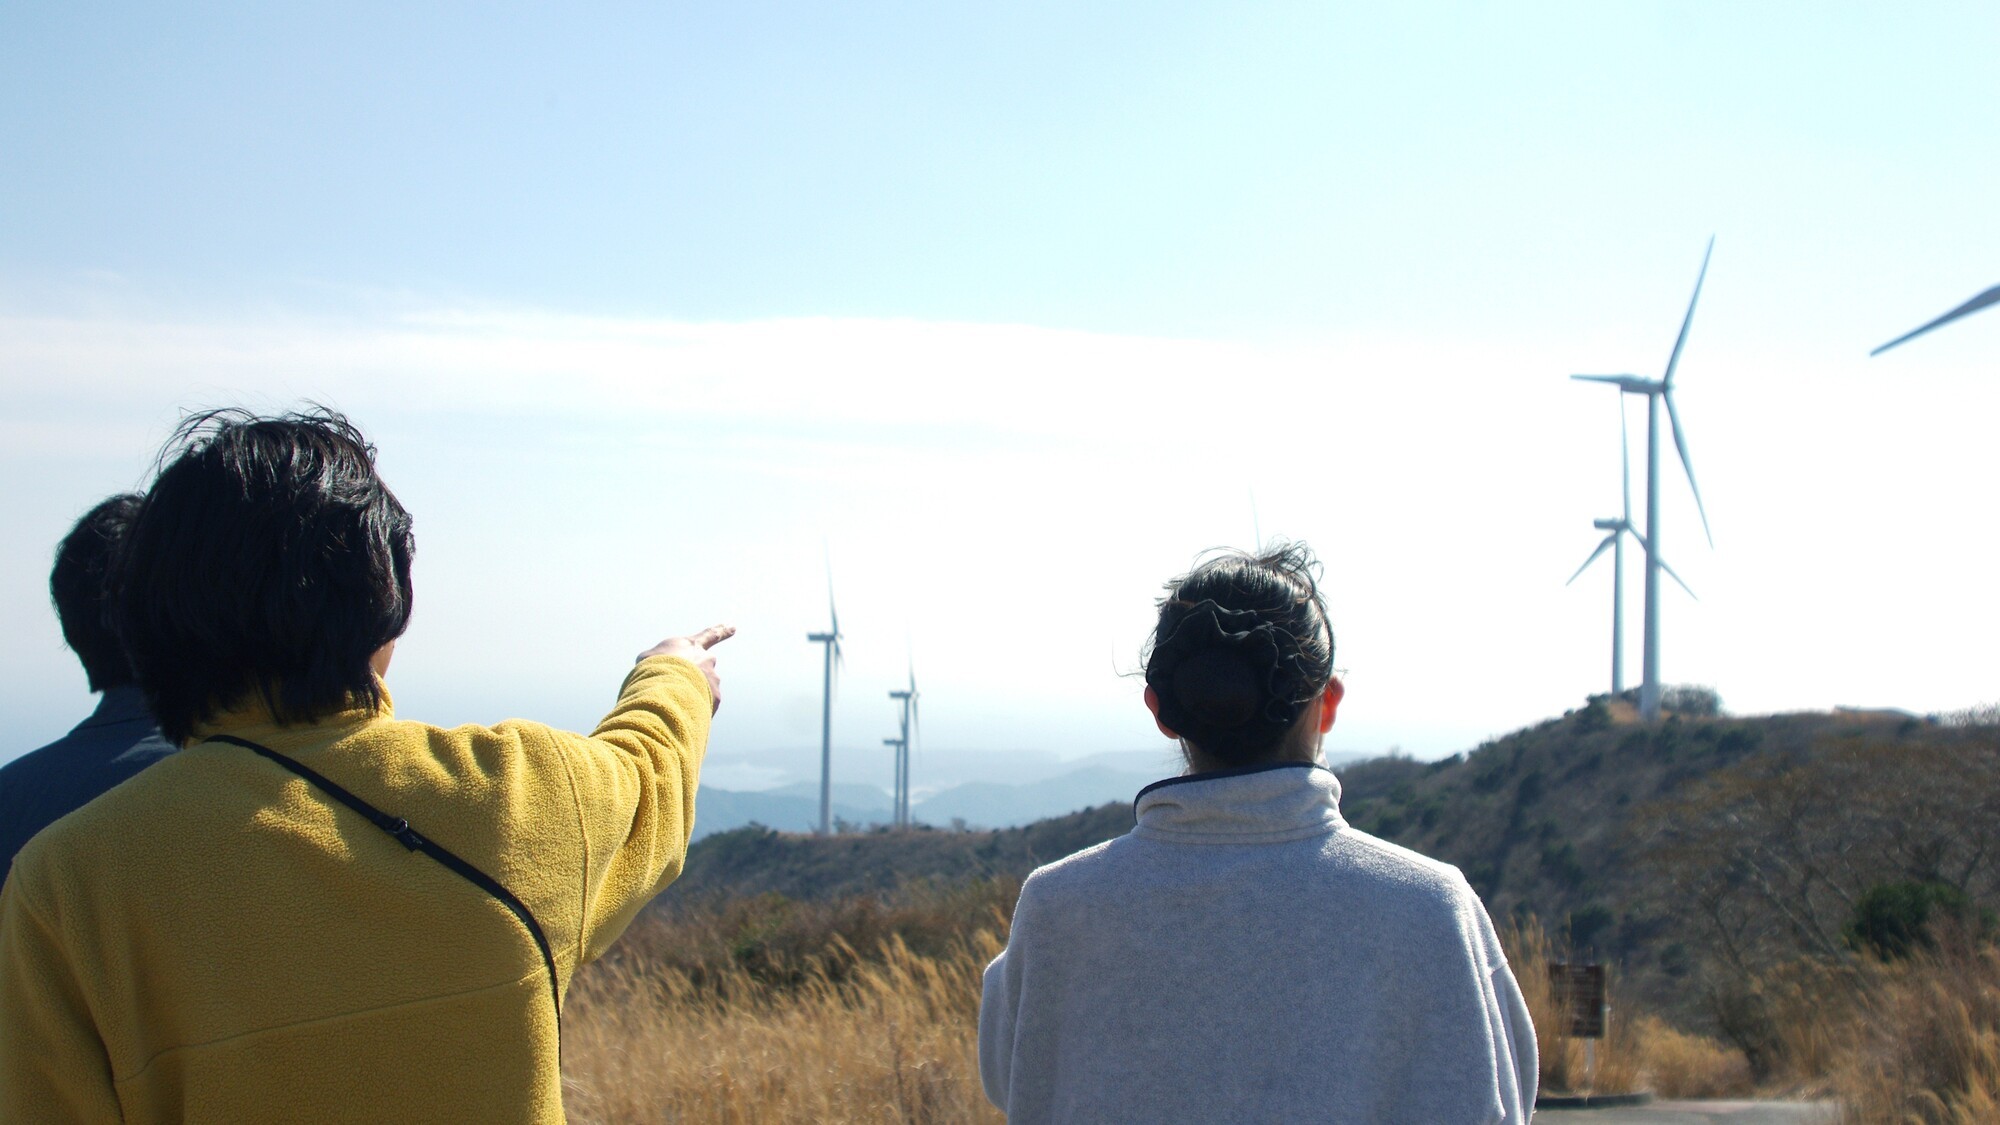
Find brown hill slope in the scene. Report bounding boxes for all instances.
[654,697,1969,1016]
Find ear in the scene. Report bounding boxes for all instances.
[1143,685,1181,740]
[1317,677,1344,733]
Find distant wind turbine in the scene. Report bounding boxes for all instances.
[886,666,919,828]
[1567,396,1697,695]
[1872,284,2000,356]
[807,580,843,835]
[1572,237,1716,722]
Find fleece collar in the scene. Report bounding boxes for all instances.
[1131,761,1347,844]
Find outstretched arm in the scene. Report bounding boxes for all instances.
[557,625,733,967]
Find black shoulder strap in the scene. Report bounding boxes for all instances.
[203,733,562,1030]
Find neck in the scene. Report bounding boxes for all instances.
[1183,741,1320,774]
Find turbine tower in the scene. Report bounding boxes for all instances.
[1872,284,2000,355]
[1572,237,1715,722]
[1567,397,1697,694]
[885,667,919,828]
[807,585,843,835]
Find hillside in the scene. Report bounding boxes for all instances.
[661,801,1135,905]
[1334,701,1932,963]
[653,695,1973,1016]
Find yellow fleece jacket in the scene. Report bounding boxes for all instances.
[0,655,711,1124]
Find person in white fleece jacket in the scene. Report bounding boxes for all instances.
[979,543,1537,1124]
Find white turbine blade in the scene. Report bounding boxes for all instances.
[1872,284,2000,356]
[1572,374,1635,385]
[823,543,841,639]
[1658,556,1699,601]
[1664,391,1713,547]
[1662,236,1714,391]
[1631,529,1699,600]
[1618,396,1632,524]
[1567,535,1618,586]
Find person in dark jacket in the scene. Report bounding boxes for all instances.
[0,494,174,873]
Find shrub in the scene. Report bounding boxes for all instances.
[1846,881,1976,960]
[1661,684,1723,717]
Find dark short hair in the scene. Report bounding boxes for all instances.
[118,408,415,743]
[1143,541,1335,765]
[51,494,145,692]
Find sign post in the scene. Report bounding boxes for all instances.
[1550,963,1608,1088]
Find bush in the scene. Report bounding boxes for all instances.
[1661,684,1723,717]
[1846,881,1976,960]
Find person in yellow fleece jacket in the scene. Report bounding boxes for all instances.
[0,407,732,1124]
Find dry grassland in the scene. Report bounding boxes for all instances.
[562,881,1996,1122]
[561,883,1011,1124]
[1824,939,2000,1124]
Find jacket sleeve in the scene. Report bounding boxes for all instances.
[0,875,122,1124]
[1467,885,1539,1122]
[978,946,1016,1111]
[550,655,713,966]
[1493,958,1539,1120]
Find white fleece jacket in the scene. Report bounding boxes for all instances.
[979,762,1537,1124]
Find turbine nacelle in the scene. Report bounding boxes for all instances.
[1570,374,1662,395]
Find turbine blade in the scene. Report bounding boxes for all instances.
[1567,535,1618,586]
[1662,236,1714,390]
[1658,557,1699,601]
[1619,396,1632,524]
[1572,374,1636,384]
[1872,284,2000,356]
[1664,392,1713,547]
[823,543,838,634]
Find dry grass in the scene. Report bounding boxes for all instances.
[1829,940,2000,1125]
[1627,1014,1754,1098]
[560,883,1013,1124]
[1503,914,1753,1098]
[565,888,2000,1120]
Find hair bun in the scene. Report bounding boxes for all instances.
[1170,650,1260,729]
[1145,599,1315,748]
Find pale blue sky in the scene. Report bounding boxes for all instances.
[3,2,1996,785]
[7,3,1994,331]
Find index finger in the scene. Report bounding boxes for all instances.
[693,624,737,649]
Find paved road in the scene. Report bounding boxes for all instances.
[1536,1101,1838,1124]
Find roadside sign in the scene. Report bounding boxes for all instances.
[1549,963,1607,1038]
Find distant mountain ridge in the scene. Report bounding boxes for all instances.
[689,749,1368,840]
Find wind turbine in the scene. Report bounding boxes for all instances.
[807,583,843,835]
[1572,237,1715,722]
[886,666,919,828]
[1872,284,2000,356]
[1567,396,1698,695]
